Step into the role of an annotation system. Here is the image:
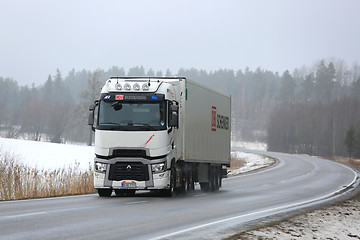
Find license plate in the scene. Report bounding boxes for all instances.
[121,182,136,189]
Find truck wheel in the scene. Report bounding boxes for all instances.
[98,189,112,197]
[162,164,176,197]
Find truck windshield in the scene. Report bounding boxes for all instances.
[98,101,167,131]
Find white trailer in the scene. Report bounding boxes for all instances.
[88,77,231,196]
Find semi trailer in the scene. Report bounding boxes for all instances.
[88,77,231,196]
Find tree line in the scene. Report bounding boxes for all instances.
[344,126,360,158]
[266,60,360,157]
[1,59,360,158]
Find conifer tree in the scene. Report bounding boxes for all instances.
[344,125,356,158]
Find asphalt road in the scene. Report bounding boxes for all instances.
[0,150,358,240]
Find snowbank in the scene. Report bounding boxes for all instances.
[228,151,275,176]
[228,141,274,176]
[0,137,94,171]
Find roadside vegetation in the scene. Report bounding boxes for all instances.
[0,149,95,201]
[328,156,360,170]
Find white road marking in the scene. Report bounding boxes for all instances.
[125,201,148,205]
[5,212,46,219]
[150,164,358,240]
[0,194,96,204]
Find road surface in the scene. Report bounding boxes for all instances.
[0,150,358,240]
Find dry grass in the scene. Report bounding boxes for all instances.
[0,149,96,201]
[326,156,360,170]
[228,155,246,170]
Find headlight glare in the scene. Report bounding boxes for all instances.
[152,163,166,173]
[94,162,107,173]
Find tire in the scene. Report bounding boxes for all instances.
[97,188,112,197]
[214,167,220,191]
[187,168,195,191]
[163,164,176,197]
[209,166,215,192]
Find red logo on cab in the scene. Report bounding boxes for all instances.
[115,95,124,100]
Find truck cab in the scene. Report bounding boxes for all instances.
[89,77,230,197]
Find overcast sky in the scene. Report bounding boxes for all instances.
[1,0,360,86]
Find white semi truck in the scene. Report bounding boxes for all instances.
[88,77,231,196]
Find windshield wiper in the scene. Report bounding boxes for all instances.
[131,123,156,131]
[100,122,123,130]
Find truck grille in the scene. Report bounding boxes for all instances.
[108,162,149,181]
[112,149,147,158]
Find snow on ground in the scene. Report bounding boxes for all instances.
[229,141,274,176]
[232,141,267,151]
[0,137,94,171]
[0,138,273,175]
[0,138,270,174]
[2,138,358,238]
[228,151,275,176]
[236,199,360,240]
[228,141,360,240]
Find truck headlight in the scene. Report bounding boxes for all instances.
[94,162,107,173]
[152,163,166,173]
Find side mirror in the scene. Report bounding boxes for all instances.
[170,104,179,128]
[88,101,98,130]
[88,104,95,126]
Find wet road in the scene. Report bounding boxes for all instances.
[0,150,358,240]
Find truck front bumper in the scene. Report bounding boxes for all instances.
[94,156,170,190]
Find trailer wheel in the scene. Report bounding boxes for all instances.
[200,182,210,192]
[187,167,195,191]
[213,167,220,191]
[209,166,216,192]
[97,188,112,197]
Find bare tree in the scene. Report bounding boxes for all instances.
[81,69,104,145]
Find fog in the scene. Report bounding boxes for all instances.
[1,0,360,86]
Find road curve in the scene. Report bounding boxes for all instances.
[0,150,358,240]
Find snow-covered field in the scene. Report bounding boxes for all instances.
[0,137,94,171]
[0,138,273,174]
